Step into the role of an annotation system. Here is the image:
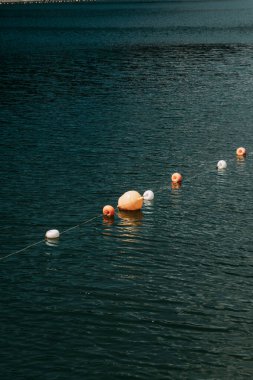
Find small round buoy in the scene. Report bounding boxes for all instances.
[236,147,246,156]
[217,160,227,170]
[143,190,154,201]
[103,205,115,218]
[118,190,143,211]
[45,229,60,239]
[171,172,182,183]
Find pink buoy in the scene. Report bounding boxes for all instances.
[171,172,182,183]
[103,205,115,218]
[236,147,246,157]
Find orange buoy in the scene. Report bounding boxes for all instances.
[118,190,143,211]
[45,229,60,239]
[236,147,246,157]
[103,205,115,218]
[171,172,182,183]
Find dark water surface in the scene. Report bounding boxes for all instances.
[1,1,253,379]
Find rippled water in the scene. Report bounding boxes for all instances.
[1,1,253,379]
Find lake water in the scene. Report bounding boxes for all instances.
[1,1,253,378]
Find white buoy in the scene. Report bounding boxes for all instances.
[45,229,60,239]
[143,190,154,201]
[217,160,227,170]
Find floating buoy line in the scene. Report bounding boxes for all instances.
[0,146,250,261]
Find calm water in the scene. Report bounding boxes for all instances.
[1,1,253,378]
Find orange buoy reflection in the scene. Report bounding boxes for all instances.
[236,155,245,163]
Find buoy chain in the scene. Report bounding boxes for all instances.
[1,147,250,262]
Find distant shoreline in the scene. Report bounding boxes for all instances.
[0,0,96,4]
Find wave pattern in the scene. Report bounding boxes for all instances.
[1,1,253,379]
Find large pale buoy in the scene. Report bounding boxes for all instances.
[143,190,154,201]
[118,210,143,224]
[236,147,246,157]
[118,190,143,211]
[171,172,182,183]
[45,229,60,239]
[103,205,115,217]
[217,160,227,170]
